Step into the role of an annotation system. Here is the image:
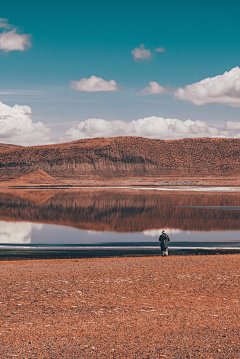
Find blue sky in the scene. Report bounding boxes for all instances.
[1,0,240,145]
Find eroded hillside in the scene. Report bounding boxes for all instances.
[0,137,240,184]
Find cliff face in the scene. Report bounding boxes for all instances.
[0,189,240,232]
[0,136,240,181]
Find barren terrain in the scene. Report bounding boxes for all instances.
[0,255,239,358]
[1,136,240,186]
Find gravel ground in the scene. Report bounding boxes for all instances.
[0,255,240,358]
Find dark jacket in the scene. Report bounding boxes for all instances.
[159,233,170,250]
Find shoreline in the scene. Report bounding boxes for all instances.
[1,185,240,192]
[1,247,240,261]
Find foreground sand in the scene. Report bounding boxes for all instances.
[0,255,240,358]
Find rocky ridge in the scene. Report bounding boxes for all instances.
[0,136,240,185]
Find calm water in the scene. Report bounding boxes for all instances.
[0,187,240,250]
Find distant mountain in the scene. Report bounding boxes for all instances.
[0,136,240,186]
[0,143,21,149]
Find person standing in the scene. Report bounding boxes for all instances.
[159,230,170,257]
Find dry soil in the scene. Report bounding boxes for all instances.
[0,255,240,358]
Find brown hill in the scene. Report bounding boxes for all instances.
[0,143,21,149]
[0,136,240,185]
[0,169,62,187]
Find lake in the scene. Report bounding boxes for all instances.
[0,187,240,253]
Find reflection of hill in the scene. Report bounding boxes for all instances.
[0,188,62,204]
[0,189,240,232]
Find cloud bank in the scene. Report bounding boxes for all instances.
[0,101,51,146]
[137,81,168,94]
[131,44,152,60]
[2,107,240,147]
[62,116,240,142]
[0,19,31,52]
[175,66,240,107]
[70,75,119,92]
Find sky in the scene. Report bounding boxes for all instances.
[1,0,240,145]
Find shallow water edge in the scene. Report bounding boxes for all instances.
[1,247,240,261]
[1,185,240,192]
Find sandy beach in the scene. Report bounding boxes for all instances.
[0,255,240,358]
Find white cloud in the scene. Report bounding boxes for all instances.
[137,81,168,94]
[225,121,240,130]
[0,29,31,52]
[0,19,31,52]
[155,47,165,52]
[0,221,42,244]
[175,66,240,107]
[70,75,119,92]
[0,101,51,146]
[61,116,240,142]
[0,90,38,95]
[0,18,10,29]
[131,44,152,60]
[224,121,240,138]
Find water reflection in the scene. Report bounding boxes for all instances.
[1,220,240,248]
[0,221,42,243]
[143,229,181,237]
[0,188,240,233]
